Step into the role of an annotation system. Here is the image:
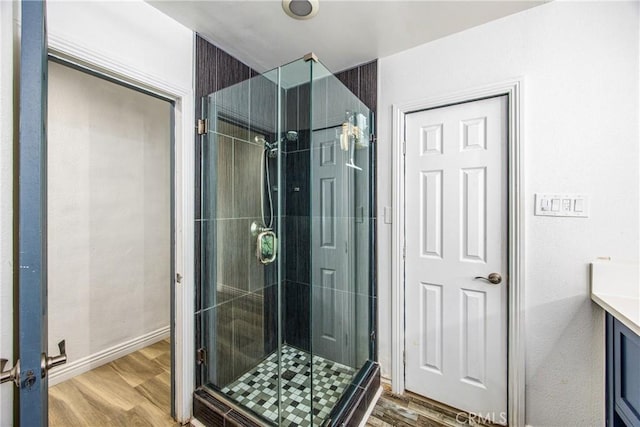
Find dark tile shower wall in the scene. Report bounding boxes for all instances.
[335,60,378,114]
[195,36,278,388]
[208,135,276,388]
[196,35,253,310]
[282,60,378,354]
[207,125,277,385]
[282,81,312,351]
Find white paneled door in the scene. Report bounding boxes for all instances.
[404,96,508,420]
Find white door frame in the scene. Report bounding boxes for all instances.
[47,35,195,423]
[391,79,525,426]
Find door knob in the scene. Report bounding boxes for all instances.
[0,358,20,387]
[41,339,67,378]
[474,273,502,285]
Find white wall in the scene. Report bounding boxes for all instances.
[47,61,171,380]
[377,2,639,426]
[47,0,193,93]
[0,2,194,425]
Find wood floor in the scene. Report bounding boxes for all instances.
[50,341,495,427]
[49,338,179,427]
[366,383,499,427]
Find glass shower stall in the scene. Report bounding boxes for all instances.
[197,56,376,426]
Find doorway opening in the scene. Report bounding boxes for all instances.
[45,59,176,425]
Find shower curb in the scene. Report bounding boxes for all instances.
[324,361,381,426]
[193,388,265,427]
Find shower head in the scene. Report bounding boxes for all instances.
[285,131,298,142]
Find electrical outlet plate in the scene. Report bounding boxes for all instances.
[535,193,589,217]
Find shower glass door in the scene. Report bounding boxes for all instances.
[308,60,374,423]
[199,66,283,424]
[198,56,374,427]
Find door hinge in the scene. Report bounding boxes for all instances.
[197,119,208,135]
[369,134,377,144]
[370,330,376,342]
[196,347,207,365]
[402,139,406,156]
[402,243,406,260]
[403,350,406,366]
[176,273,183,284]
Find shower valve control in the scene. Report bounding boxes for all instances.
[251,221,271,237]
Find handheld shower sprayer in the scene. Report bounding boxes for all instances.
[252,131,300,266]
[255,131,298,159]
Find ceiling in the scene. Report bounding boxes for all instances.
[148,0,545,74]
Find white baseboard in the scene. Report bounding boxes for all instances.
[48,325,170,386]
[359,386,382,427]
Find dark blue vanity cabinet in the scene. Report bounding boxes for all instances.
[607,314,640,427]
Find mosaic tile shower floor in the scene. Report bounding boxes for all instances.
[221,345,355,426]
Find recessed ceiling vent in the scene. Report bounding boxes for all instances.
[282,0,319,20]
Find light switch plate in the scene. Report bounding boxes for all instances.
[535,193,589,217]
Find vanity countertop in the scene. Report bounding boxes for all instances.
[591,260,640,336]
